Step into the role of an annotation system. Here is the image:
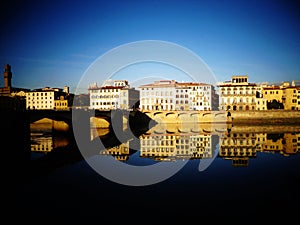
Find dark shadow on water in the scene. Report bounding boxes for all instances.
[11,125,152,185]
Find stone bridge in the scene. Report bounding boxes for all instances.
[144,122,231,136]
[28,109,126,132]
[142,110,230,124]
[29,109,154,132]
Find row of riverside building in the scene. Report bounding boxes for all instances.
[89,75,300,111]
[1,64,300,111]
[89,79,219,111]
[217,75,300,111]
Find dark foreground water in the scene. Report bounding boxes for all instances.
[9,123,300,224]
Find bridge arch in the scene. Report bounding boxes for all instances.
[154,111,163,116]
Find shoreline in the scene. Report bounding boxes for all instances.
[143,109,300,125]
[229,109,300,125]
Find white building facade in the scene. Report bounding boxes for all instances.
[89,80,139,110]
[139,80,218,111]
[139,80,176,111]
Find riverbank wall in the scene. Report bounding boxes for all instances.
[230,110,300,125]
[143,110,300,125]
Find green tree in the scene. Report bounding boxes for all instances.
[267,99,284,109]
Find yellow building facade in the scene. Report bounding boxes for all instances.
[217,75,257,111]
[261,82,300,110]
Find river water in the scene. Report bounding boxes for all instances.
[11,122,300,223]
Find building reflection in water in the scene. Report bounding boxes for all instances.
[30,121,300,167]
[140,132,218,161]
[31,134,70,155]
[96,122,300,167]
[261,133,300,156]
[31,135,53,153]
[219,126,300,167]
[99,142,131,161]
[97,123,225,162]
[219,132,257,166]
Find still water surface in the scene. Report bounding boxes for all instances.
[13,123,300,223]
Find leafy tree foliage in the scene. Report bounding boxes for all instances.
[267,99,284,109]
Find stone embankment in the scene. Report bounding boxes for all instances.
[229,110,300,125]
[143,110,300,125]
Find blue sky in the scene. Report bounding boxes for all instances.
[0,0,299,94]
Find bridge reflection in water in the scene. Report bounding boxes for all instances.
[28,109,155,132]
[12,111,300,223]
[26,121,300,179]
[98,123,300,167]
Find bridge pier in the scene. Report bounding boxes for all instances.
[110,110,126,142]
[52,120,70,132]
[72,109,92,150]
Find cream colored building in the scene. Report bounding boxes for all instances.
[26,86,73,110]
[255,85,268,110]
[174,83,189,111]
[139,80,218,111]
[139,80,176,111]
[217,75,257,111]
[89,80,139,110]
[180,82,218,111]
